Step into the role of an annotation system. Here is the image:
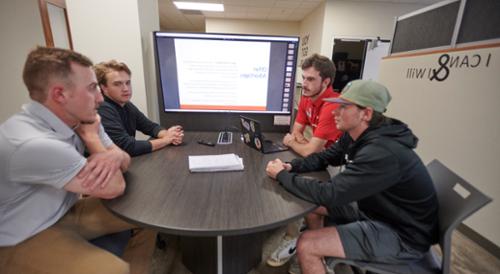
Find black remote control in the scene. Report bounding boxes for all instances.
[197,140,215,146]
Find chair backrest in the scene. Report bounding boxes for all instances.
[426,159,492,274]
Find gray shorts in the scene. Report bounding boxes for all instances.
[326,204,424,264]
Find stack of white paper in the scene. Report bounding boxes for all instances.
[188,153,244,172]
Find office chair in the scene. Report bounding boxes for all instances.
[327,159,492,274]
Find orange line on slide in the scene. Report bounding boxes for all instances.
[384,42,500,59]
[180,104,266,111]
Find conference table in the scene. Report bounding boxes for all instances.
[104,131,329,274]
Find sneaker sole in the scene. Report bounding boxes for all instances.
[266,257,292,267]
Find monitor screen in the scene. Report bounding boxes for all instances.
[153,32,299,116]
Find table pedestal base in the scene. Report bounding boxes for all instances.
[180,232,263,274]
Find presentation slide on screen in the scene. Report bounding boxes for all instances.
[174,39,271,110]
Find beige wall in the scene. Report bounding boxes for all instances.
[298,1,326,66]
[206,18,299,36]
[292,1,327,83]
[321,0,426,56]
[0,0,45,123]
[379,45,500,246]
[66,0,149,116]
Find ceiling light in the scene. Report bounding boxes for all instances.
[173,1,224,12]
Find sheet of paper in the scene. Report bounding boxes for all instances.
[188,153,244,172]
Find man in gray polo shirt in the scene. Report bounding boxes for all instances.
[0,47,144,274]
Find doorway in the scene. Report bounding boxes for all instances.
[332,39,366,91]
[331,38,390,91]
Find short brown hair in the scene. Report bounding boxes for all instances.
[94,60,131,87]
[301,54,336,87]
[22,46,93,102]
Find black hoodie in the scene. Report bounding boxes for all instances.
[276,118,438,252]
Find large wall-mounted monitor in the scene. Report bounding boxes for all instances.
[153,32,300,132]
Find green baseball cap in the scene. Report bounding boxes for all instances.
[324,80,392,113]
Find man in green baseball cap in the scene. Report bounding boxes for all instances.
[323,79,392,141]
[325,79,392,113]
[266,79,438,274]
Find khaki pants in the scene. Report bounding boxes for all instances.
[0,197,156,274]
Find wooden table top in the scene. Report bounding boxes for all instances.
[105,131,329,237]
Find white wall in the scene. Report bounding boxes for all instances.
[66,0,149,116]
[137,0,160,122]
[321,0,426,57]
[0,0,45,123]
[206,18,299,36]
[298,1,326,66]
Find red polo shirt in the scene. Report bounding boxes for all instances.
[295,86,342,148]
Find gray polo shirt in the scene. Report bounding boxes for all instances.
[0,101,112,246]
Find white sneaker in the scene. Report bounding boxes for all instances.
[266,235,298,267]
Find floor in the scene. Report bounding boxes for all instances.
[148,225,500,274]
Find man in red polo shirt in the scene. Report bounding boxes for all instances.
[267,54,342,269]
[283,54,342,157]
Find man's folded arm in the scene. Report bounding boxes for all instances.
[63,161,125,199]
[69,120,131,199]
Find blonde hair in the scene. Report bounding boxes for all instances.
[94,60,131,87]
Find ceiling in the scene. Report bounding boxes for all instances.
[158,0,442,32]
